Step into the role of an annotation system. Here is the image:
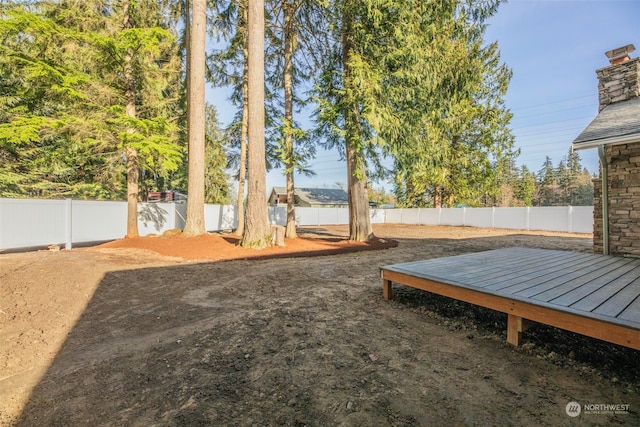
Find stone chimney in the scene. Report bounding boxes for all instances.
[596,44,639,111]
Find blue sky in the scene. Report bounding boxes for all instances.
[208,0,640,192]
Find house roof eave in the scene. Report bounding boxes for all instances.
[572,132,640,151]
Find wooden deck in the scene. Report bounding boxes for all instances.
[380,247,640,350]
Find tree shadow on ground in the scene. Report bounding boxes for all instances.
[10,232,640,426]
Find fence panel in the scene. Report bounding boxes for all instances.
[0,198,67,248]
[268,206,287,226]
[494,207,528,230]
[73,200,127,242]
[294,207,320,226]
[464,208,494,228]
[317,208,340,225]
[384,209,403,223]
[439,208,465,226]
[137,202,177,236]
[206,204,237,231]
[396,209,419,224]
[529,207,569,233]
[568,206,594,233]
[417,209,439,225]
[370,208,385,224]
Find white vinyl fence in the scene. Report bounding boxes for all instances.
[0,198,236,251]
[0,198,593,251]
[383,206,594,234]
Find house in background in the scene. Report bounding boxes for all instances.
[147,190,187,203]
[268,187,349,208]
[572,44,640,256]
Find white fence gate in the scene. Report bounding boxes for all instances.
[0,198,593,251]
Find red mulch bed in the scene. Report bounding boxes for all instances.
[95,231,398,261]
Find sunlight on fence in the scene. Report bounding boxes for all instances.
[0,198,593,251]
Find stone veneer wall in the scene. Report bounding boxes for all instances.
[593,143,640,257]
[596,57,639,110]
[592,177,603,254]
[592,56,640,256]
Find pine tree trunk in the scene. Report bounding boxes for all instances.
[283,0,297,239]
[125,146,139,238]
[434,186,442,208]
[234,97,248,235]
[123,0,138,238]
[342,7,373,242]
[183,0,207,236]
[346,144,373,241]
[241,0,271,248]
[234,0,249,237]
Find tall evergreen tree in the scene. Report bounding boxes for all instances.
[184,0,207,236]
[203,104,230,204]
[515,165,535,207]
[0,1,184,217]
[385,1,514,208]
[536,155,557,206]
[241,0,271,248]
[272,0,325,238]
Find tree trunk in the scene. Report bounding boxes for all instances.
[234,95,248,235]
[342,7,373,242]
[434,185,442,208]
[125,146,139,238]
[234,0,249,236]
[183,0,207,236]
[283,0,297,238]
[346,144,373,241]
[241,0,271,248]
[123,0,138,238]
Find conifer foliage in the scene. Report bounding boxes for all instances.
[0,0,183,211]
[0,1,596,245]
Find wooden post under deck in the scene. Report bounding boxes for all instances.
[382,278,392,300]
[507,315,534,346]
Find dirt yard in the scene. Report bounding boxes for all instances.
[1,224,638,426]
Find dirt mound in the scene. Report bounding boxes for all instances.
[96,230,398,261]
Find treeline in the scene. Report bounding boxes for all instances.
[0,1,229,203]
[1,0,585,241]
[492,151,594,207]
[372,150,595,208]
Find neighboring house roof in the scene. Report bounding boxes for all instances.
[271,187,349,205]
[572,96,640,150]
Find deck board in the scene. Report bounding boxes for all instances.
[381,248,640,350]
[516,256,628,300]
[593,278,640,317]
[619,295,640,323]
[531,259,634,304]
[570,269,640,312]
[443,250,576,285]
[549,259,638,307]
[483,253,598,293]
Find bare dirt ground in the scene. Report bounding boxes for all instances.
[1,224,638,426]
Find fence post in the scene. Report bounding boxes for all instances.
[568,206,573,233]
[526,207,531,231]
[65,198,72,250]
